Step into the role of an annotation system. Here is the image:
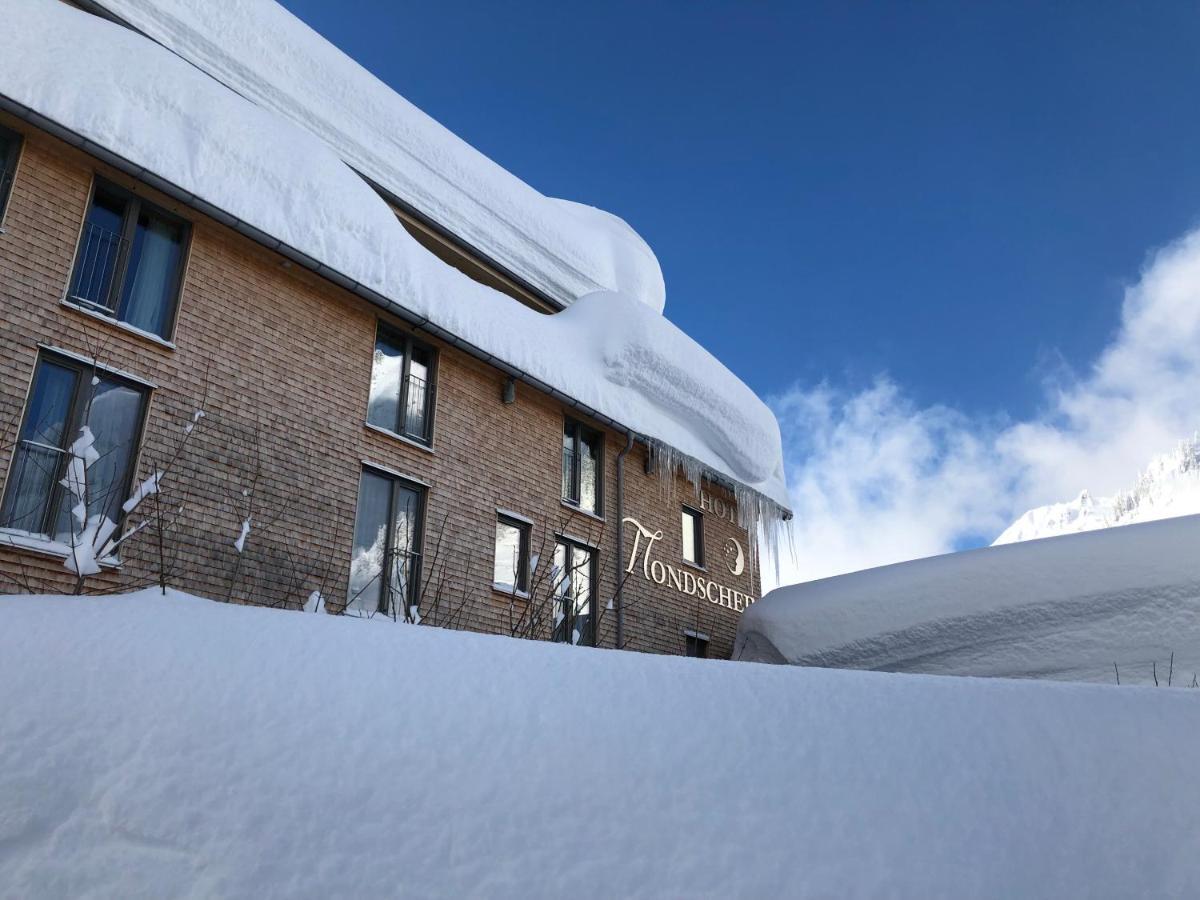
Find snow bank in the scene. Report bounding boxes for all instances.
[2,591,1198,897]
[0,0,787,510]
[995,435,1200,544]
[88,0,666,314]
[737,514,1200,685]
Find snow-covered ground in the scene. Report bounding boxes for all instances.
[736,514,1200,685]
[1,591,1198,897]
[995,435,1200,544]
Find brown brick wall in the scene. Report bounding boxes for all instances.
[0,116,762,659]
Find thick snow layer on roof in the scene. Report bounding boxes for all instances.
[88,0,666,313]
[2,591,1198,897]
[0,0,787,508]
[736,514,1200,685]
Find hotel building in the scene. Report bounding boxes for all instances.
[0,0,790,659]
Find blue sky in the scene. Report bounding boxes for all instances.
[281,0,1199,413]
[281,1,1200,581]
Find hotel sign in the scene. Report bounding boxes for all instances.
[622,515,756,613]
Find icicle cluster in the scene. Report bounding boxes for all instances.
[644,437,792,585]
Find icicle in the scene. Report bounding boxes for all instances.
[642,436,794,586]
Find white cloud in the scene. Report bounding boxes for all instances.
[767,226,1200,588]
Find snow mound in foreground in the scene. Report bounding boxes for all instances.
[736,514,1200,684]
[0,0,787,509]
[1,591,1198,898]
[87,0,667,313]
[995,435,1200,544]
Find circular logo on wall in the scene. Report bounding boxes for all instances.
[723,538,745,576]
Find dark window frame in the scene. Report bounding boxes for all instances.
[0,124,23,225]
[67,176,191,340]
[366,323,439,446]
[561,416,604,516]
[685,633,709,658]
[681,504,705,567]
[493,513,532,595]
[551,535,598,647]
[0,350,150,542]
[348,464,428,617]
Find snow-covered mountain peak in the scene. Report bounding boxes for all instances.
[993,436,1200,545]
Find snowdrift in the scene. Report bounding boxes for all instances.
[1,591,1198,897]
[0,0,789,512]
[736,514,1200,685]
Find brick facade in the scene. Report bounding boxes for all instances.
[0,114,762,659]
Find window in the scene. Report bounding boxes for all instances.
[347,467,425,618]
[1,353,148,544]
[493,514,531,594]
[550,537,597,646]
[681,505,704,566]
[366,325,436,445]
[67,179,189,340]
[561,418,602,515]
[685,633,709,658]
[0,124,22,223]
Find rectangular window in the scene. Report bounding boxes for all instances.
[551,537,597,646]
[0,353,148,544]
[493,514,531,594]
[0,124,22,223]
[366,325,436,445]
[561,418,602,515]
[685,633,709,658]
[682,505,704,566]
[347,467,425,618]
[67,178,189,340]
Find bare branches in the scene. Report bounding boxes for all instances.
[220,411,287,604]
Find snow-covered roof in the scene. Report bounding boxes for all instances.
[2,590,1198,896]
[736,514,1200,684]
[87,0,666,315]
[0,0,789,513]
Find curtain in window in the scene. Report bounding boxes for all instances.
[121,214,183,336]
[72,191,126,312]
[0,362,76,533]
[580,431,600,513]
[52,381,143,544]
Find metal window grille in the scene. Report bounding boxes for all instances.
[68,220,128,316]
